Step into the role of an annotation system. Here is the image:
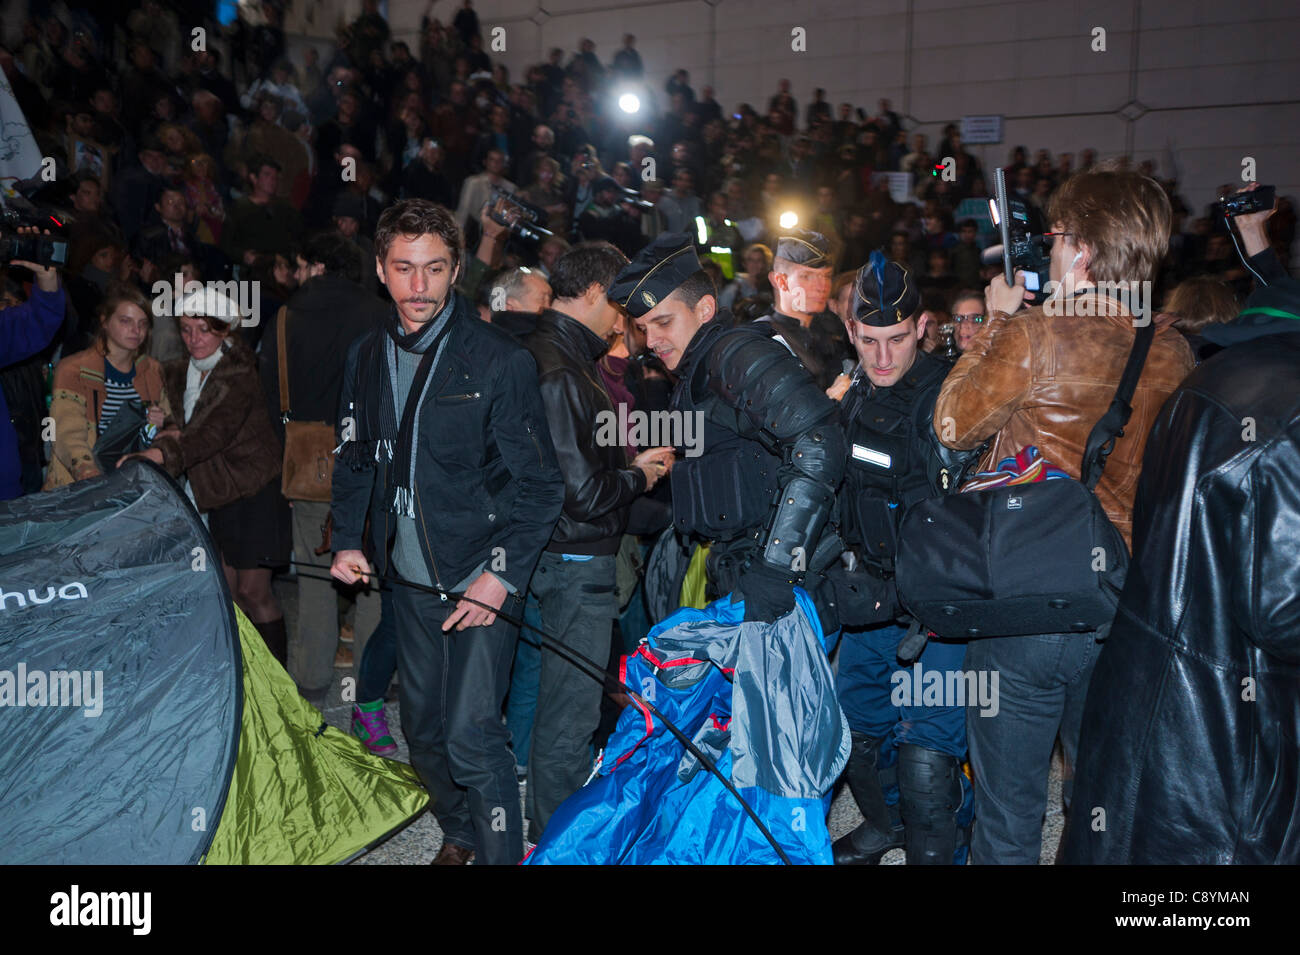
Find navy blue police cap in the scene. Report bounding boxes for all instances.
[775,229,833,268]
[607,232,704,317]
[854,250,921,326]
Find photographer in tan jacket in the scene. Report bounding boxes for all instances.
[933,163,1193,864]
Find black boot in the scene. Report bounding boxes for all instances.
[897,743,963,865]
[833,732,905,865]
[253,616,288,668]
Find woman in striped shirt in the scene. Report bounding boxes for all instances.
[44,283,170,489]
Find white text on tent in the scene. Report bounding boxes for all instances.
[0,663,103,718]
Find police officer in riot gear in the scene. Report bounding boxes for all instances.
[833,252,980,865]
[608,233,846,630]
[752,229,855,393]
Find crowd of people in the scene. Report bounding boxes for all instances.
[1,0,1297,866]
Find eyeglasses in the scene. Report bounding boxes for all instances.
[1040,231,1074,248]
[953,313,984,324]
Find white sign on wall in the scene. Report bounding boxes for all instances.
[961,115,1004,145]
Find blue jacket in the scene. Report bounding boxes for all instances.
[0,285,65,500]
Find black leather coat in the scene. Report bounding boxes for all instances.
[1063,332,1300,864]
[522,308,646,554]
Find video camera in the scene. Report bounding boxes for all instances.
[988,167,1049,302]
[1219,185,1274,218]
[488,185,554,244]
[613,186,654,211]
[0,199,69,269]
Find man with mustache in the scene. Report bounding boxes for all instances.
[330,199,565,865]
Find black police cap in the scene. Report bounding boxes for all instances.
[607,232,703,317]
[854,250,921,326]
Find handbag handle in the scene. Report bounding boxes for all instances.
[1080,319,1155,491]
[275,305,291,423]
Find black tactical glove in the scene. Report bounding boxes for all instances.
[738,561,799,623]
[824,561,899,628]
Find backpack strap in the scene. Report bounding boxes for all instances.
[275,305,291,423]
[1081,319,1155,491]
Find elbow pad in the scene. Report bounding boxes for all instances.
[762,475,835,574]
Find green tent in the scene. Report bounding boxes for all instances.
[205,608,428,864]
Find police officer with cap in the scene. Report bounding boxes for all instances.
[752,228,855,394]
[608,232,846,630]
[832,251,980,865]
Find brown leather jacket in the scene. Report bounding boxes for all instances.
[44,343,170,490]
[934,293,1194,549]
[155,340,282,513]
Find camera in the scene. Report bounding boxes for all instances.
[989,167,1049,297]
[0,203,69,269]
[1219,185,1274,218]
[616,187,654,211]
[487,185,554,244]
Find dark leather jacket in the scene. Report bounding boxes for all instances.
[522,308,646,554]
[1063,332,1300,864]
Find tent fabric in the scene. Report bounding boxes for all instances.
[524,588,849,865]
[204,608,428,865]
[0,460,427,865]
[0,460,242,864]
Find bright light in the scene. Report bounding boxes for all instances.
[779,210,799,229]
[618,93,641,114]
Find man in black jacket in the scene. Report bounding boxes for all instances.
[260,232,389,704]
[331,200,565,865]
[519,242,674,839]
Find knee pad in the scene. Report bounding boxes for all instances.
[898,743,964,865]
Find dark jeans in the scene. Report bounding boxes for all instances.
[392,580,525,865]
[357,587,397,704]
[525,551,618,839]
[963,631,1105,865]
[505,592,543,770]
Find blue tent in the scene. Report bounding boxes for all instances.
[525,589,849,865]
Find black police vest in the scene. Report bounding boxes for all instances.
[668,323,782,543]
[839,351,953,570]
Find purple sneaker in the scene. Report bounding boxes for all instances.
[352,700,398,757]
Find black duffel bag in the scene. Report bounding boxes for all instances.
[895,320,1154,648]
